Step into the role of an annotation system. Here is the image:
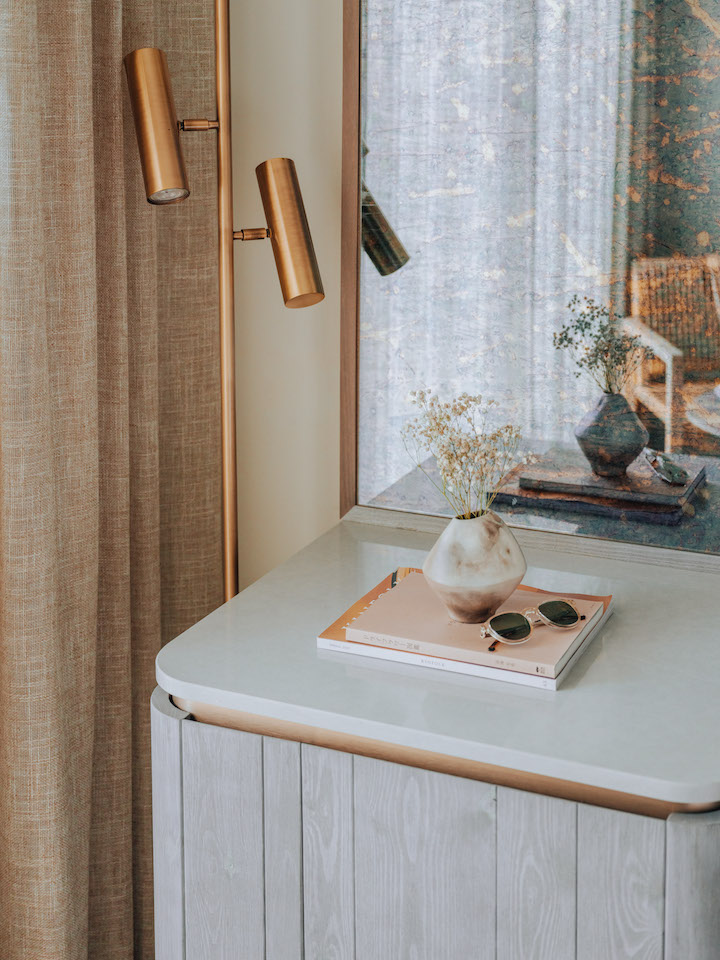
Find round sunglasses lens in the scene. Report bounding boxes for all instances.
[538,600,579,627]
[488,612,531,643]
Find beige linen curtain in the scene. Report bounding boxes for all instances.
[0,2,223,958]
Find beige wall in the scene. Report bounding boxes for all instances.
[230,0,343,588]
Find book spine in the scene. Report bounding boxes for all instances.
[318,636,557,690]
[344,627,556,677]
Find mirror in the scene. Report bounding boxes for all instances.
[357,0,720,556]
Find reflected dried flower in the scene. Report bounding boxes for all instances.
[553,296,654,394]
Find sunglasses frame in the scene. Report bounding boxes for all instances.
[643,447,689,486]
[480,598,581,649]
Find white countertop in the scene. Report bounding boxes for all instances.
[157,519,720,804]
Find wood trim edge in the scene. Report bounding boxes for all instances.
[340,0,360,517]
[172,696,719,820]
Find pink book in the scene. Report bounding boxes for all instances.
[333,572,609,679]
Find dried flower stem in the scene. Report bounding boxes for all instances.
[553,296,654,395]
[402,391,525,519]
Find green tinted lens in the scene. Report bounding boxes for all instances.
[538,600,579,627]
[658,461,688,484]
[489,612,531,643]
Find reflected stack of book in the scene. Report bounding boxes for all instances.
[495,449,706,525]
[317,568,613,690]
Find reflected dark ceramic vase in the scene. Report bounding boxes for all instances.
[575,393,649,478]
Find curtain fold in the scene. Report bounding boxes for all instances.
[0,1,223,958]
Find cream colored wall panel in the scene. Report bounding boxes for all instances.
[230,0,342,589]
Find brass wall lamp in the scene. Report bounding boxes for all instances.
[124,22,324,602]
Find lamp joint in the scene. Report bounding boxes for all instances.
[233,227,271,241]
[179,118,220,132]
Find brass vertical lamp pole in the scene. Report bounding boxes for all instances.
[124,1,324,602]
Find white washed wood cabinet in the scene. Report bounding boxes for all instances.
[152,690,720,960]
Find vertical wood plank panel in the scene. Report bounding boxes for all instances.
[577,805,664,960]
[496,787,576,960]
[666,809,720,960]
[264,736,304,960]
[151,689,189,960]
[354,756,496,960]
[301,744,355,959]
[183,721,265,960]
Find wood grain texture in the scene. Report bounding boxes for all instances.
[340,0,360,516]
[151,690,189,960]
[264,736,303,960]
[496,787,576,960]
[353,755,496,960]
[665,809,720,960]
[577,805,665,960]
[301,744,355,959]
[182,721,265,960]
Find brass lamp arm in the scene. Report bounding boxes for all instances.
[233,228,271,241]
[177,124,272,244]
[179,118,220,131]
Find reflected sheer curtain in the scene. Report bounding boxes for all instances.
[359,0,634,502]
[0,2,223,958]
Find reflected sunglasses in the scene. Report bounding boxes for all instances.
[643,448,689,486]
[479,599,584,651]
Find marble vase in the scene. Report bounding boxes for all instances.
[422,511,527,623]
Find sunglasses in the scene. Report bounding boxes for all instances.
[479,599,584,651]
[644,448,689,486]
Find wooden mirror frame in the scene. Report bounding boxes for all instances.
[340,0,361,518]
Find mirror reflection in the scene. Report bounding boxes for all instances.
[358,0,720,554]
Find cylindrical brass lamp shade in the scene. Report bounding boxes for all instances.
[256,158,324,308]
[361,182,410,276]
[124,48,189,205]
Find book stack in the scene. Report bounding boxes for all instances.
[494,449,705,525]
[318,569,613,690]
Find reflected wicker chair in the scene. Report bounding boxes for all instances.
[623,255,720,453]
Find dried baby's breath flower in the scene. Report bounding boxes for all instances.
[401,390,524,519]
